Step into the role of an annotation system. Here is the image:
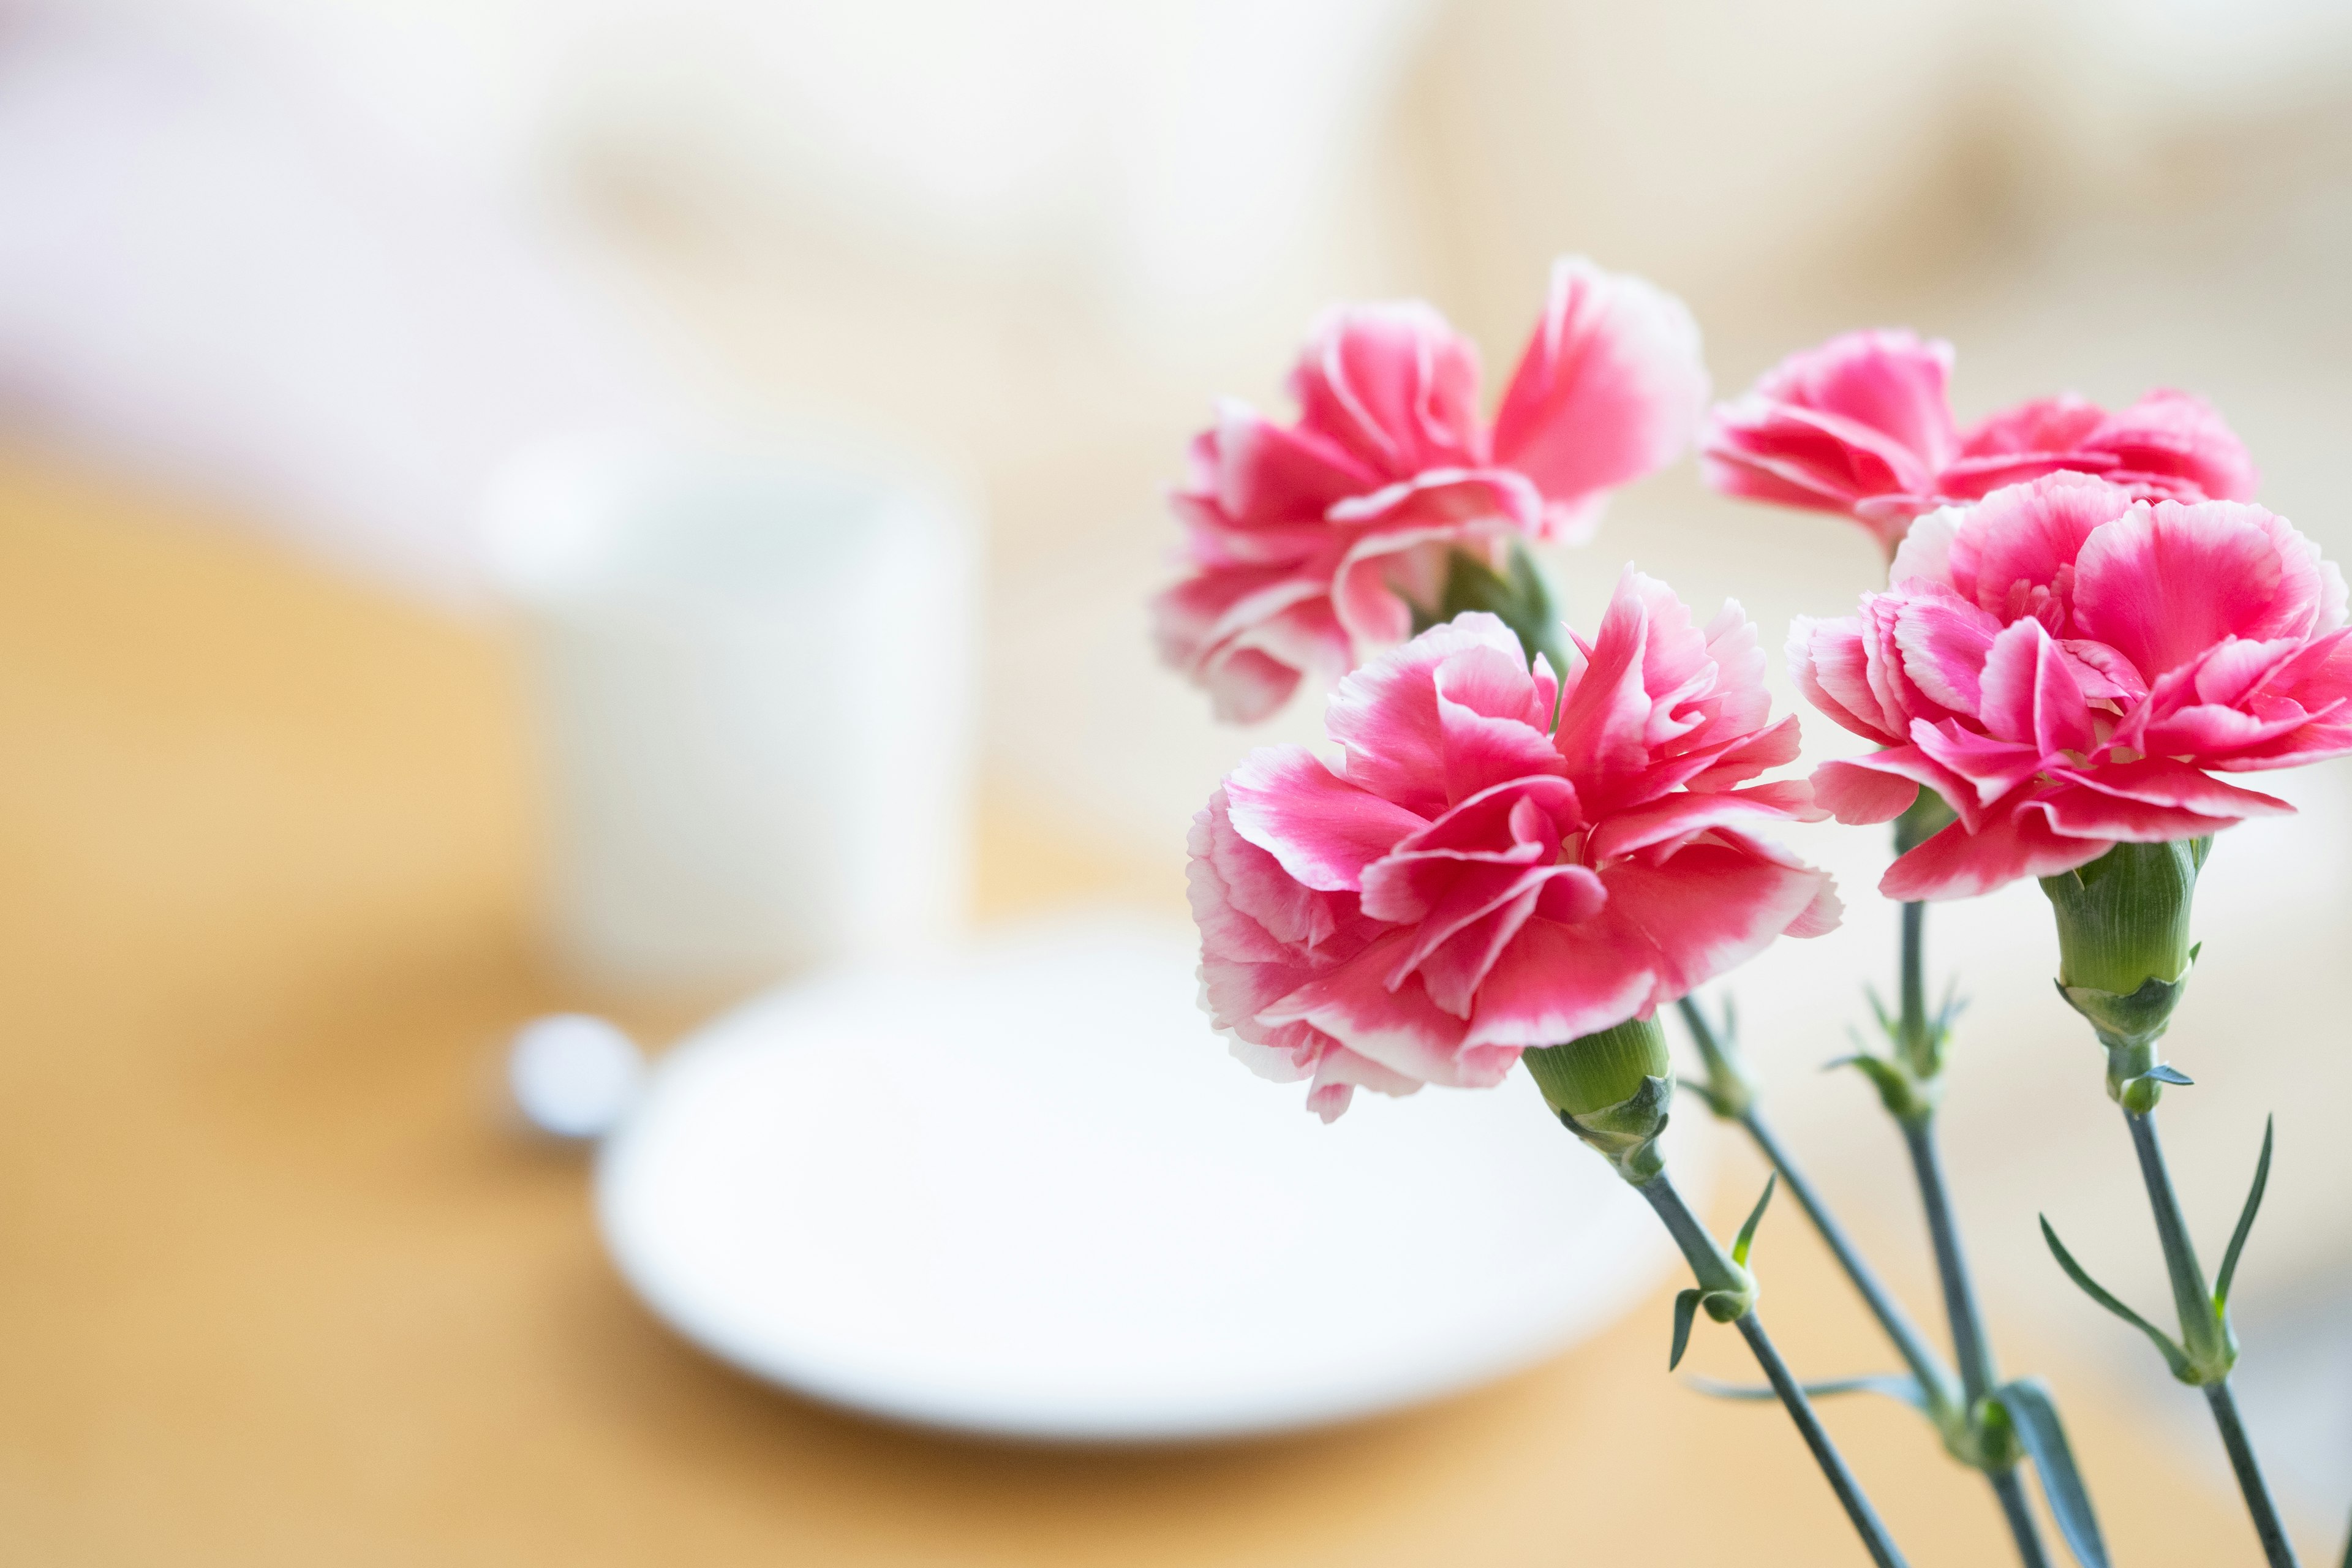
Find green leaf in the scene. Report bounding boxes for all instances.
[1997,1378,2110,1568]
[1668,1288,1702,1371]
[1687,1373,1928,1412]
[2145,1064,2195,1086]
[1731,1172,1777,1269]
[2214,1115,2275,1313]
[2040,1216,2196,1381]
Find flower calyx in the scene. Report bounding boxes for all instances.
[1525,1016,1673,1184]
[2040,838,2210,1110]
[1411,540,1571,693]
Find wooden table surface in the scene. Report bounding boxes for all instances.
[0,448,2256,1564]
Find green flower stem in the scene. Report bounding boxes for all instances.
[1902,1115,1999,1406]
[1897,894,2051,1568]
[2206,1381,2301,1568]
[1990,1467,2051,1568]
[2125,1109,2300,1567]
[1640,1172,1910,1568]
[1899,899,1930,1069]
[1736,1105,1959,1418]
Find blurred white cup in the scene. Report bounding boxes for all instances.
[484,435,978,989]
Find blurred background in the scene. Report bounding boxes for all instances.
[5,0,2352,1561]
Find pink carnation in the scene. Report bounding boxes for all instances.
[1189,575,1840,1120]
[1154,258,1709,723]
[1701,328,2258,556]
[1797,473,2352,900]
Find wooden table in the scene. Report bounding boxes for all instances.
[0,448,2252,1564]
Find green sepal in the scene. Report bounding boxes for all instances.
[1686,1372,1928,1412]
[1665,1284,1755,1371]
[1668,1288,1702,1371]
[1412,540,1570,693]
[1675,992,1757,1123]
[1994,1378,2111,1568]
[1825,1047,1939,1123]
[2214,1115,2275,1314]
[2040,1215,2200,1383]
[1551,1072,1672,1185]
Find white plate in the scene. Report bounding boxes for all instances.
[595,916,1703,1441]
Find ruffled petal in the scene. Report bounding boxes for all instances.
[1881,802,2108,900]
[1488,255,1708,534]
[1223,747,1429,892]
[1288,301,1487,478]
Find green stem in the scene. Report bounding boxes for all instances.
[1899,899,1929,1070]
[1735,1312,1912,1568]
[2125,1110,2299,1567]
[2205,1382,2301,1568]
[1640,1172,1910,1568]
[1903,1115,2000,1405]
[1897,895,2049,1568]
[1738,1106,1958,1414]
[1990,1466,2053,1568]
[2122,1110,2220,1362]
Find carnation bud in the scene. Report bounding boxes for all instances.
[2038,837,2210,1110]
[1523,1015,1673,1183]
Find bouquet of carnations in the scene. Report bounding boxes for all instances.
[1155,262,2343,1567]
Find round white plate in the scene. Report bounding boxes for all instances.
[595,916,1703,1441]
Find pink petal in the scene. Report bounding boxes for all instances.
[1956,393,2107,461]
[1976,618,2094,755]
[1298,1047,1426,1122]
[1288,301,1487,478]
[2073,500,2332,679]
[1893,592,2003,716]
[1586,786,1820,862]
[1260,931,1513,1088]
[1790,615,1901,742]
[1327,613,1537,816]
[1943,472,2134,619]
[1909,718,2046,810]
[1683,714,1804,791]
[1700,328,1958,519]
[2046,758,2291,819]
[1193,397,1384,524]
[2084,389,2259,505]
[1488,256,1708,530]
[2034,781,2248,842]
[1881,802,2108,900]
[1223,747,1428,892]
[1453,914,1659,1052]
[1811,757,1921,824]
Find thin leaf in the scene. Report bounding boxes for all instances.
[2145,1064,2195,1086]
[2041,1216,2195,1381]
[1731,1172,1777,1268]
[1668,1288,1702,1371]
[1720,990,1738,1046]
[1862,982,1894,1039]
[1687,1373,1928,1412]
[1998,1378,2110,1568]
[2214,1115,2275,1312]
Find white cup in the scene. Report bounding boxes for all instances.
[484,435,978,989]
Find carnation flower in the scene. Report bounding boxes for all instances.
[1796,472,2352,900]
[1154,258,1709,722]
[1189,575,1839,1119]
[1701,328,2258,556]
